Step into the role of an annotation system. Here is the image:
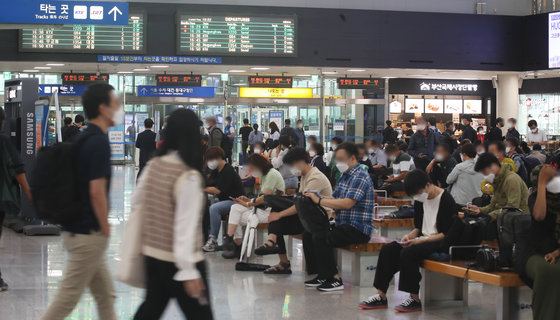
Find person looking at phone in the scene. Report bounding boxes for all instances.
[445,143,484,210]
[359,169,456,312]
[379,144,412,196]
[202,147,244,252]
[303,142,375,292]
[253,148,332,275]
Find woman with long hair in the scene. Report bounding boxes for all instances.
[269,121,281,141]
[133,109,213,319]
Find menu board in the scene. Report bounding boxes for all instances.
[463,100,482,114]
[19,14,145,53]
[405,99,424,113]
[425,99,443,114]
[389,101,402,113]
[177,14,296,56]
[444,99,463,114]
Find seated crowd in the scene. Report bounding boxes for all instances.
[198,116,560,318]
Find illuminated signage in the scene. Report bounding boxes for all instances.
[62,73,109,85]
[248,76,293,88]
[420,82,478,93]
[239,87,313,98]
[550,12,560,68]
[337,77,383,89]
[156,74,202,87]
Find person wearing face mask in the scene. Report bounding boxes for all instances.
[468,153,529,224]
[248,123,264,147]
[271,135,298,190]
[505,137,529,184]
[445,143,484,210]
[205,116,222,149]
[42,83,121,320]
[408,117,437,171]
[280,118,300,147]
[365,139,389,188]
[307,135,318,147]
[479,141,517,197]
[251,141,268,160]
[515,165,560,320]
[484,117,504,143]
[425,144,457,188]
[303,142,374,292]
[202,147,244,252]
[379,144,413,196]
[505,117,520,141]
[222,154,285,259]
[309,142,329,178]
[527,119,548,149]
[460,115,478,143]
[254,148,332,274]
[476,126,485,143]
[294,119,306,149]
[357,143,374,173]
[440,121,458,152]
[359,169,456,312]
[327,136,344,185]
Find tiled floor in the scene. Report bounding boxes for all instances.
[0,166,533,320]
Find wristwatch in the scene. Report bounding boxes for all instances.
[318,198,322,206]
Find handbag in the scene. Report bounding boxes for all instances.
[116,203,146,288]
[294,193,330,234]
[262,194,294,212]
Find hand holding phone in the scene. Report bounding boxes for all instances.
[306,190,322,199]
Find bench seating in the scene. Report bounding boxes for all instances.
[373,218,414,239]
[376,198,412,207]
[421,260,524,320]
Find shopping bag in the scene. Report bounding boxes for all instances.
[116,207,145,288]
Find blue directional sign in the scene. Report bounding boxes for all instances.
[98,55,222,64]
[1,1,129,26]
[137,86,216,98]
[39,84,88,96]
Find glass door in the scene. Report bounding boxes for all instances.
[299,106,321,139]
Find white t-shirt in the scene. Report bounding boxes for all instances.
[526,129,547,144]
[421,191,443,237]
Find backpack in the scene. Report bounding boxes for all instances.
[294,193,330,234]
[385,205,414,219]
[30,133,94,225]
[496,207,532,268]
[521,156,540,176]
[444,214,491,247]
[211,127,232,152]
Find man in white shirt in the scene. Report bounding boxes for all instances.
[526,120,547,148]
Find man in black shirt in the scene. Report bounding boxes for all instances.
[505,117,520,141]
[280,119,299,146]
[440,121,458,152]
[62,117,80,142]
[239,119,253,161]
[485,117,504,143]
[135,118,157,177]
[43,83,119,320]
[382,120,396,145]
[460,115,477,143]
[403,123,414,145]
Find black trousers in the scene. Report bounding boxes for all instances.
[371,167,392,189]
[429,165,449,188]
[303,224,370,279]
[268,214,304,254]
[0,211,3,278]
[373,240,444,295]
[379,181,404,196]
[134,257,213,320]
[414,157,431,172]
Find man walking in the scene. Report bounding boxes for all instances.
[42,83,120,320]
[135,118,157,177]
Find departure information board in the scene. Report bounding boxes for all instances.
[62,73,109,85]
[248,76,293,88]
[177,14,296,56]
[156,74,202,87]
[19,13,145,53]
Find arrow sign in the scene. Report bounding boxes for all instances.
[141,87,148,94]
[108,6,123,22]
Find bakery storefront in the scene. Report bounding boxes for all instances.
[388,78,496,134]
[518,78,560,145]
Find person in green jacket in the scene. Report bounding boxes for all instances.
[469,152,529,220]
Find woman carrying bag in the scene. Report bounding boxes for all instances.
[119,109,213,319]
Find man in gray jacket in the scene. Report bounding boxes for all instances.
[446,143,483,209]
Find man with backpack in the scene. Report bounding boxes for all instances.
[280,119,299,147]
[42,83,119,320]
[206,116,223,148]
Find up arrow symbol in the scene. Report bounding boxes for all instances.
[108,6,123,22]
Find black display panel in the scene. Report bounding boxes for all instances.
[248,76,293,88]
[156,74,202,87]
[62,73,109,85]
[177,14,296,56]
[337,78,384,89]
[19,13,146,53]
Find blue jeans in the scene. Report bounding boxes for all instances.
[284,176,299,190]
[209,200,234,239]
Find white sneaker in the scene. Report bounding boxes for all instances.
[202,237,218,252]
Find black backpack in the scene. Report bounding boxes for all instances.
[30,133,93,225]
[211,127,232,152]
[444,214,491,247]
[294,193,330,234]
[522,155,540,176]
[496,207,532,268]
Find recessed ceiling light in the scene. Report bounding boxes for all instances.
[150,65,169,68]
[347,69,365,72]
[34,66,51,70]
[322,71,338,74]
[228,70,246,73]
[22,70,39,73]
[296,74,311,77]
[250,67,270,70]
[407,74,429,77]
[46,63,65,66]
[133,68,150,72]
[382,76,397,79]
[437,71,455,74]
[117,71,134,74]
[208,72,222,75]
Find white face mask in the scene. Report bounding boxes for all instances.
[336,161,349,173]
[289,166,302,177]
[207,159,219,170]
[388,155,397,162]
[309,151,316,157]
[546,176,560,194]
[368,148,375,154]
[331,144,338,150]
[460,154,464,162]
[252,170,263,178]
[253,148,261,154]
[413,192,429,202]
[483,173,496,184]
[417,124,426,131]
[531,128,538,133]
[362,156,368,162]
[435,154,445,162]
[477,150,484,155]
[506,123,513,129]
[505,147,511,154]
[111,107,124,127]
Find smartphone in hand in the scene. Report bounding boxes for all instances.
[307,190,322,199]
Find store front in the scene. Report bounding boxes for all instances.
[518,78,560,145]
[388,78,495,135]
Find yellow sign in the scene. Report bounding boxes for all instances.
[239,87,313,98]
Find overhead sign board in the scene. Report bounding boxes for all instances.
[137,86,215,98]
[177,14,296,56]
[39,84,88,96]
[549,12,560,68]
[98,55,222,64]
[239,87,313,98]
[156,74,202,87]
[389,78,495,96]
[1,0,129,26]
[62,73,109,85]
[248,76,293,88]
[337,77,384,90]
[20,13,145,53]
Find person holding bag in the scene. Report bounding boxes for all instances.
[128,109,213,319]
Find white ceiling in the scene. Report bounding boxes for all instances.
[3,60,558,80]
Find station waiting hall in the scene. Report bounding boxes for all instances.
[3,0,560,319]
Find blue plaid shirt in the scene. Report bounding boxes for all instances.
[332,164,375,236]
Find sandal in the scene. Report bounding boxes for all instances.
[264,261,292,274]
[254,240,280,256]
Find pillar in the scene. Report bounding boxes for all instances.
[355,104,364,143]
[496,74,520,135]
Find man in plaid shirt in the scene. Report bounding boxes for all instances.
[303,142,375,292]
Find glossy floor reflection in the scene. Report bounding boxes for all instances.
[0,165,533,320]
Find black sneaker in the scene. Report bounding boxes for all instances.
[304,276,326,287]
[317,277,344,292]
[359,294,388,310]
[0,279,8,292]
[395,297,422,312]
